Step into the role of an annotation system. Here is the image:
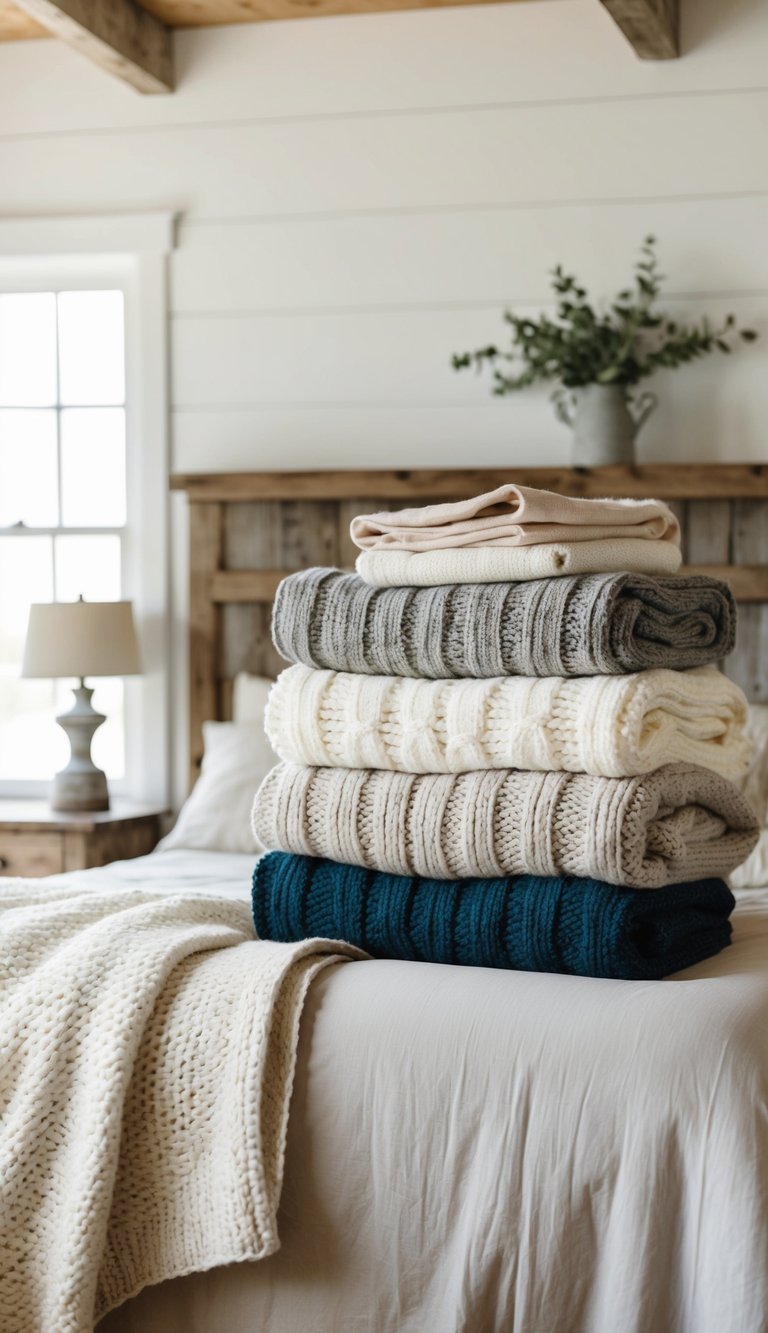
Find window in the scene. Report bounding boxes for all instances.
[0,215,172,802]
[0,290,127,781]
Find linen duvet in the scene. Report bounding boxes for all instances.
[94,856,768,1333]
[39,849,759,1333]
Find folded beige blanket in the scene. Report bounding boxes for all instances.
[356,538,683,586]
[351,484,681,552]
[0,879,361,1333]
[251,762,759,889]
[265,664,750,781]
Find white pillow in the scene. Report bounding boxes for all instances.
[158,721,274,855]
[233,672,274,725]
[731,828,768,890]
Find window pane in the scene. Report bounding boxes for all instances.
[58,290,125,406]
[0,410,58,527]
[0,293,57,406]
[60,408,126,527]
[0,534,60,780]
[55,533,121,602]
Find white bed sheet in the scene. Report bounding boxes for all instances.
[53,847,255,901]
[86,851,768,1333]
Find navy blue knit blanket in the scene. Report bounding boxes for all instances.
[252,852,735,981]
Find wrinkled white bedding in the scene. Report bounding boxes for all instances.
[85,851,768,1333]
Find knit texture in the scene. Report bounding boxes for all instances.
[252,851,735,981]
[356,538,683,587]
[272,568,736,679]
[0,878,362,1333]
[251,762,759,889]
[265,663,751,781]
[350,484,681,551]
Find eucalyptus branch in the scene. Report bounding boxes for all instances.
[452,237,758,396]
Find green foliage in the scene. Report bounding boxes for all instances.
[452,237,758,396]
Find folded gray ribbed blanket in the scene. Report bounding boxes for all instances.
[251,762,759,889]
[272,568,736,678]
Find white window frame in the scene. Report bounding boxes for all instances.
[0,213,174,806]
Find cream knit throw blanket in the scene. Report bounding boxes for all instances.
[252,762,759,889]
[0,879,362,1333]
[351,485,681,551]
[265,664,750,781]
[356,538,683,586]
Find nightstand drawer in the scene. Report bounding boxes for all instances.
[0,833,64,878]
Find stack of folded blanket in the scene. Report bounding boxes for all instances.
[252,483,759,980]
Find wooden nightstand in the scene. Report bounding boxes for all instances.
[0,801,168,878]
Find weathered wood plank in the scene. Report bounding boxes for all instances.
[213,570,285,603]
[728,502,768,703]
[598,0,678,59]
[281,500,340,571]
[681,565,768,603]
[10,0,173,93]
[171,465,768,504]
[188,502,222,787]
[685,500,731,565]
[223,501,283,571]
[211,563,768,605]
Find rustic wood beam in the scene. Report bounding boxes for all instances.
[170,464,768,504]
[599,0,679,59]
[9,0,173,93]
[209,564,768,606]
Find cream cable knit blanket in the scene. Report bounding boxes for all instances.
[0,879,362,1333]
[252,762,759,888]
[350,485,681,551]
[265,664,751,781]
[356,538,683,587]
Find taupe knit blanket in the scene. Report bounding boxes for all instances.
[252,762,759,889]
[272,568,736,678]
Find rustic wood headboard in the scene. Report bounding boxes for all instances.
[171,465,768,788]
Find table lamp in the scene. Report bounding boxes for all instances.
[22,598,141,812]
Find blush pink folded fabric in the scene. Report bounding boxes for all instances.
[350,484,681,553]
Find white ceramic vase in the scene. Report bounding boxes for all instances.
[554,383,657,466]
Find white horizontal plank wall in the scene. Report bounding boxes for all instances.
[0,0,767,471]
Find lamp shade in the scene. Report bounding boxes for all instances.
[22,600,141,679]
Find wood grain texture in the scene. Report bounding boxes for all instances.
[172,465,768,503]
[0,0,539,40]
[9,0,173,90]
[0,0,47,37]
[728,501,768,704]
[599,0,678,59]
[211,563,768,605]
[0,804,165,877]
[189,501,222,785]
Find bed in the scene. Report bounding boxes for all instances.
[70,467,768,1330]
[79,850,768,1333]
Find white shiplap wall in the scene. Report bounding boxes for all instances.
[0,0,767,471]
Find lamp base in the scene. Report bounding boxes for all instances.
[52,683,110,813]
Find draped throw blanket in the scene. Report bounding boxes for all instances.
[350,485,681,552]
[0,879,362,1333]
[356,539,683,587]
[272,568,736,679]
[265,663,750,781]
[251,762,759,889]
[252,851,735,981]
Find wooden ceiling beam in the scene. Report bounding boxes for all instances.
[9,0,174,91]
[598,0,679,59]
